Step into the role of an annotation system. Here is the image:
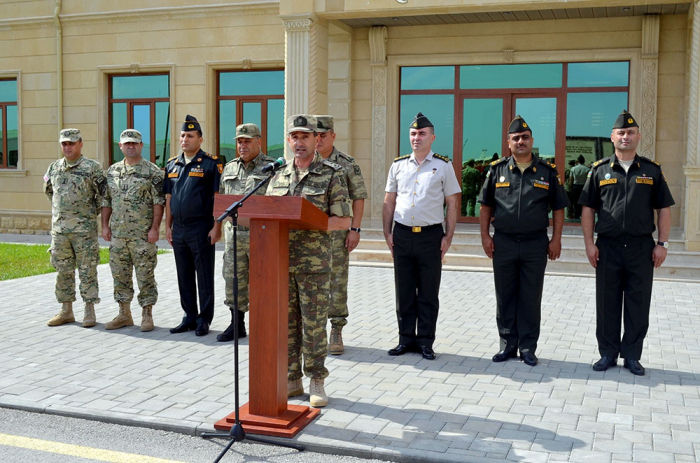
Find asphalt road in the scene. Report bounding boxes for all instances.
[0,408,393,463]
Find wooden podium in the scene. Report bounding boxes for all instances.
[212,195,328,438]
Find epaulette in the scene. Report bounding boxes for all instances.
[591,158,607,169]
[394,154,410,162]
[167,155,178,162]
[322,159,342,171]
[204,152,219,161]
[337,151,355,162]
[541,159,557,170]
[433,153,450,163]
[638,155,660,167]
[491,157,508,166]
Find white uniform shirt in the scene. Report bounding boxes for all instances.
[385,150,461,227]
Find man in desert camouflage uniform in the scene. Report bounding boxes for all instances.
[101,129,165,332]
[44,128,107,327]
[314,115,367,355]
[266,114,352,408]
[214,123,275,342]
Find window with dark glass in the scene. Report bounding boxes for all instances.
[0,79,18,169]
[217,70,285,163]
[109,74,170,167]
[399,61,629,222]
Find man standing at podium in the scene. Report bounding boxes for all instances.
[267,114,352,408]
[214,123,274,342]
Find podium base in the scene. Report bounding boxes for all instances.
[214,403,321,438]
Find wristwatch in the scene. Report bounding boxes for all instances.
[657,241,668,249]
[349,227,361,233]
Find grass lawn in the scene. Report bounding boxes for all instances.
[0,243,168,281]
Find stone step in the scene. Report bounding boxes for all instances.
[351,227,700,281]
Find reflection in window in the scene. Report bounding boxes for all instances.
[401,66,455,90]
[568,62,629,88]
[460,64,562,89]
[0,79,18,169]
[515,97,557,161]
[217,70,284,162]
[109,74,170,167]
[400,94,454,159]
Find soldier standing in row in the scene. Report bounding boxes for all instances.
[314,115,367,355]
[461,158,481,217]
[214,123,274,342]
[45,128,106,327]
[101,129,165,332]
[267,114,352,408]
[164,115,222,337]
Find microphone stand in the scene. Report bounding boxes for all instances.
[201,168,304,461]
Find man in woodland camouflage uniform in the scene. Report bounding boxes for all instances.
[101,129,165,332]
[266,114,352,408]
[214,123,274,342]
[44,128,107,327]
[314,115,367,355]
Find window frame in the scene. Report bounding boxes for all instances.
[0,77,18,169]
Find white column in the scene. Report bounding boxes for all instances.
[640,15,659,160]
[283,16,316,119]
[370,26,388,218]
[684,3,700,250]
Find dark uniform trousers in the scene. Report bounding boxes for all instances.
[392,222,443,349]
[595,235,654,361]
[493,231,549,354]
[172,218,216,325]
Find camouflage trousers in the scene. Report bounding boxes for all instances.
[329,230,349,328]
[223,224,250,313]
[50,232,100,304]
[109,236,158,307]
[288,271,331,381]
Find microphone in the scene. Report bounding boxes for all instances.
[261,158,286,173]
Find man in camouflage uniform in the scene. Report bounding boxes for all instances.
[44,128,107,327]
[314,115,367,355]
[214,123,274,342]
[461,159,481,217]
[266,114,352,408]
[101,129,165,332]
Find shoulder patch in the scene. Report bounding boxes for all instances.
[394,154,410,163]
[433,153,450,163]
[322,159,342,171]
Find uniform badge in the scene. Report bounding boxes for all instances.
[605,173,611,180]
[499,176,505,182]
[197,158,202,162]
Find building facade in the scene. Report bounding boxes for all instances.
[1,0,699,250]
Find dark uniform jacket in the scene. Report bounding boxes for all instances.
[578,154,675,238]
[163,149,222,225]
[478,154,569,235]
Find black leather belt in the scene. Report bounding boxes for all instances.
[394,222,442,233]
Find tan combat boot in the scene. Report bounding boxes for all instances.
[140,305,154,332]
[309,378,328,407]
[105,302,134,330]
[47,302,75,326]
[329,325,344,355]
[82,302,96,328]
[287,378,303,398]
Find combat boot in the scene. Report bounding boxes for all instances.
[105,302,134,330]
[47,302,75,326]
[287,378,303,398]
[237,310,247,338]
[140,305,154,332]
[82,302,96,328]
[309,378,328,407]
[329,325,344,355]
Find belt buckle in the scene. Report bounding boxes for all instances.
[412,226,422,233]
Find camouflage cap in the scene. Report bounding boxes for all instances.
[315,115,334,133]
[235,123,261,139]
[120,129,143,143]
[287,114,318,134]
[59,128,81,143]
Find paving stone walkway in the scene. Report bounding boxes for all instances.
[1,235,699,462]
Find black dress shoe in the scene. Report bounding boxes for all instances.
[492,348,517,362]
[195,321,210,337]
[520,351,538,366]
[170,319,196,334]
[623,359,645,376]
[420,346,436,360]
[388,344,412,356]
[592,356,618,371]
[216,323,235,342]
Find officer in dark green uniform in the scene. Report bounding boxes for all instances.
[579,110,674,376]
[163,115,222,336]
[478,115,569,366]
